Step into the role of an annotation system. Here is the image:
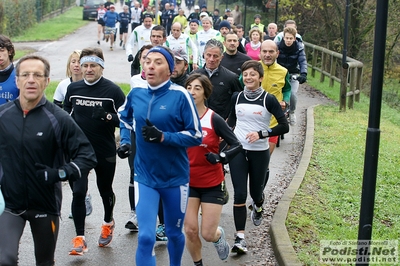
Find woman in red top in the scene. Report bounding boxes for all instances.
[184,73,242,265]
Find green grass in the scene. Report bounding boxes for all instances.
[286,73,400,265]
[12,7,89,42]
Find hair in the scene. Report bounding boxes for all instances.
[80,47,104,61]
[66,50,82,77]
[224,31,238,41]
[283,26,297,37]
[235,24,244,31]
[201,16,213,25]
[152,25,167,37]
[214,8,219,12]
[172,22,183,31]
[249,27,262,40]
[138,44,153,62]
[241,60,264,78]
[204,39,224,55]
[0,35,15,62]
[254,14,261,20]
[15,55,50,77]
[185,73,213,99]
[285,20,297,27]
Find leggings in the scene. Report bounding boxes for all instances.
[290,75,299,113]
[135,182,188,266]
[0,209,59,266]
[229,149,270,231]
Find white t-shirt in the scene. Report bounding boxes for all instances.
[53,78,71,102]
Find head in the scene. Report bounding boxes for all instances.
[227,17,234,26]
[254,14,261,24]
[143,15,154,29]
[219,20,231,36]
[189,20,199,33]
[15,55,50,108]
[171,53,189,79]
[185,73,212,105]
[66,50,82,78]
[143,46,174,86]
[201,5,207,12]
[235,5,239,11]
[100,3,104,8]
[109,5,115,12]
[134,1,140,8]
[178,8,184,16]
[235,24,244,39]
[225,9,231,16]
[164,3,170,9]
[0,35,15,70]
[79,47,105,83]
[249,27,262,43]
[260,40,279,66]
[194,5,200,12]
[169,3,175,10]
[213,9,219,16]
[285,19,297,29]
[138,45,153,66]
[203,39,224,70]
[283,27,297,47]
[123,5,129,13]
[268,23,278,37]
[200,12,209,19]
[223,31,239,55]
[241,60,264,90]
[171,22,183,39]
[151,25,167,46]
[201,16,213,31]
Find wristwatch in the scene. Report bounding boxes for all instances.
[58,169,67,181]
[106,113,112,121]
[219,152,226,159]
[258,129,271,139]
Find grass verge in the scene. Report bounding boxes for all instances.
[286,73,400,265]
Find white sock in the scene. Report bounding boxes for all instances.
[237,233,245,239]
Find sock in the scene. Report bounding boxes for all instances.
[233,205,247,232]
[194,259,203,266]
[237,232,245,239]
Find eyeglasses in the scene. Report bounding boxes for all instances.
[17,72,47,80]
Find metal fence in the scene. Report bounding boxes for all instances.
[304,41,364,111]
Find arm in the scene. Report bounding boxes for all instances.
[282,71,291,103]
[118,91,134,146]
[266,93,289,136]
[227,92,239,128]
[187,37,198,66]
[213,113,242,163]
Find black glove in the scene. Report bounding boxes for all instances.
[297,73,307,84]
[117,144,132,158]
[92,106,107,120]
[205,153,221,164]
[128,54,134,62]
[141,119,163,143]
[35,163,62,185]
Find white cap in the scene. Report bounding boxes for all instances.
[200,12,208,17]
[194,5,200,10]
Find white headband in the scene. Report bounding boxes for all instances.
[80,56,105,68]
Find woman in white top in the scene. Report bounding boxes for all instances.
[53,50,82,108]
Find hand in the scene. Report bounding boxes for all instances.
[117,144,132,158]
[92,106,107,120]
[128,54,134,62]
[297,73,307,84]
[141,119,163,143]
[205,153,221,164]
[35,163,61,185]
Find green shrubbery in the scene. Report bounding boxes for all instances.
[0,0,75,37]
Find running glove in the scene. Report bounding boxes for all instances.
[205,153,225,164]
[141,119,163,143]
[117,144,132,158]
[128,54,134,62]
[35,163,64,185]
[92,106,107,120]
[297,73,307,84]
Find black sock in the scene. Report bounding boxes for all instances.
[194,259,203,266]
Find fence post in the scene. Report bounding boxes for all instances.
[320,52,325,83]
[311,47,317,78]
[329,54,336,87]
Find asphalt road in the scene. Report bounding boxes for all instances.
[12,4,331,266]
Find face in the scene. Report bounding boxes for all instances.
[179,9,184,15]
[204,47,222,70]
[140,49,150,66]
[251,31,261,42]
[254,18,261,24]
[236,28,244,38]
[69,54,81,76]
[81,60,103,83]
[143,52,171,86]
[0,47,11,70]
[227,17,234,25]
[242,67,263,90]
[171,59,188,78]
[110,7,115,12]
[202,19,211,31]
[171,24,182,39]
[219,27,230,36]
[151,30,166,45]
[268,24,277,36]
[284,33,296,47]
[186,79,205,105]
[260,41,279,66]
[224,34,239,53]
[123,6,129,13]
[16,59,49,106]
[143,18,153,29]
[189,22,199,33]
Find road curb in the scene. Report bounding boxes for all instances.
[270,105,317,266]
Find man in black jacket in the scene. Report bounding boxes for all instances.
[0,55,97,266]
[192,39,243,120]
[221,31,252,76]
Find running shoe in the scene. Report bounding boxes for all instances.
[98,219,115,247]
[156,224,168,241]
[97,40,100,45]
[122,44,125,50]
[125,210,139,232]
[231,236,247,254]
[69,236,88,256]
[213,226,230,260]
[68,212,73,219]
[120,40,123,46]
[85,193,92,216]
[251,201,263,226]
[110,46,113,51]
[289,113,297,126]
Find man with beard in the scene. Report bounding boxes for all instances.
[171,52,189,86]
[221,31,251,76]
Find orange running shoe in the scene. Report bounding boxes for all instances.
[98,219,115,247]
[69,236,88,256]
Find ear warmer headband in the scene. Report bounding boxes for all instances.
[80,56,105,68]
[146,46,175,74]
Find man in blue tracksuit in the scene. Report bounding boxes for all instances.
[103,5,119,50]
[118,46,202,266]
